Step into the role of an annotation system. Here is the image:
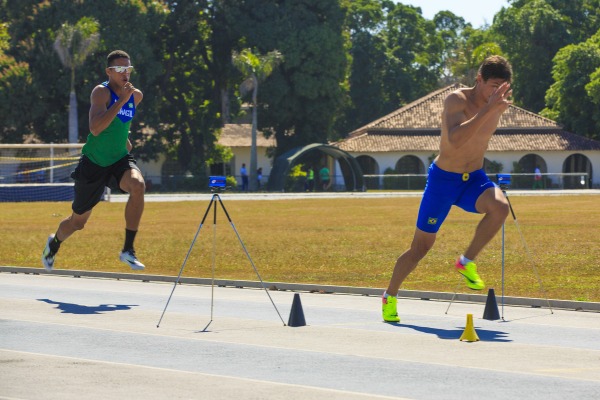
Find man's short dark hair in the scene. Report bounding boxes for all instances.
[478,55,512,83]
[107,50,130,66]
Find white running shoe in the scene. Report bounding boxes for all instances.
[41,234,56,271]
[119,250,145,270]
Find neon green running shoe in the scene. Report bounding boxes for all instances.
[382,294,400,323]
[455,259,485,290]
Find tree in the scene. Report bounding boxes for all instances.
[151,0,223,187]
[223,0,347,156]
[341,1,444,133]
[0,21,36,143]
[232,48,283,191]
[432,11,469,85]
[383,3,443,106]
[510,0,600,43]
[2,0,165,144]
[53,17,100,143]
[542,34,600,140]
[493,0,571,111]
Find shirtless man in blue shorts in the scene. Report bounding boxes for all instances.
[382,55,513,323]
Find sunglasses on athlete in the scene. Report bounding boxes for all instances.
[108,66,134,73]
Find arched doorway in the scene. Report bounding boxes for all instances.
[518,154,547,189]
[395,155,425,174]
[563,154,592,188]
[356,155,379,190]
[386,155,426,190]
[518,154,547,174]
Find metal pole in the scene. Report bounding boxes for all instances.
[49,143,54,183]
[202,195,218,332]
[157,195,216,328]
[501,220,505,320]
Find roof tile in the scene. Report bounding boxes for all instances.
[218,124,276,147]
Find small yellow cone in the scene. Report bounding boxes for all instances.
[459,313,480,342]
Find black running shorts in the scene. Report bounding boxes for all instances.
[71,154,140,215]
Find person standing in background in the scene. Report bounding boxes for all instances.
[241,163,248,191]
[533,165,543,189]
[256,167,263,190]
[319,164,331,191]
[306,166,315,192]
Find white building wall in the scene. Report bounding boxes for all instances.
[135,146,274,188]
[230,146,273,187]
[136,147,600,189]
[349,150,600,187]
[137,154,165,185]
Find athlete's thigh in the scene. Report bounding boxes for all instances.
[112,155,144,193]
[475,186,507,214]
[119,167,144,193]
[416,183,455,233]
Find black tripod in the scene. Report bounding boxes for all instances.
[497,185,553,319]
[157,191,286,331]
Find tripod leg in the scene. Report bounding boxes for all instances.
[202,196,218,332]
[445,279,464,314]
[216,195,286,326]
[157,195,217,328]
[504,193,554,314]
[501,221,505,320]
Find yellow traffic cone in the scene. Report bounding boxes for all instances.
[459,313,480,342]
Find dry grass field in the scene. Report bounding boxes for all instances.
[2,195,599,302]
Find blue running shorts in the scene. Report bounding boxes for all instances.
[416,163,497,233]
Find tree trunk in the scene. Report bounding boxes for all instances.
[221,87,230,125]
[68,67,78,144]
[68,90,78,143]
[249,74,258,191]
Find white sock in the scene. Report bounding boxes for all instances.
[383,291,389,299]
[460,255,473,265]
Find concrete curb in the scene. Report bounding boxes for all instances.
[106,189,600,202]
[2,266,598,312]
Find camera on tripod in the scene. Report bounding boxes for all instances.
[496,173,511,189]
[209,176,227,192]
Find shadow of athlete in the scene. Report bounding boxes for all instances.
[38,298,138,315]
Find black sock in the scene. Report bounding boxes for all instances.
[49,234,62,253]
[123,229,137,252]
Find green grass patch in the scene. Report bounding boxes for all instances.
[2,195,599,302]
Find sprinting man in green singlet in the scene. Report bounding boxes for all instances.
[42,50,146,271]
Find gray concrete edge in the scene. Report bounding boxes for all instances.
[2,266,598,312]
[106,189,600,202]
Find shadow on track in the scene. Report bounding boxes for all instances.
[37,298,138,314]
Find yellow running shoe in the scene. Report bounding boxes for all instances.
[455,259,485,290]
[382,294,400,323]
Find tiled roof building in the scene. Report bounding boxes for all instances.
[333,84,600,189]
[335,84,600,153]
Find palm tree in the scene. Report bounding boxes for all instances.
[53,17,100,143]
[232,48,283,191]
